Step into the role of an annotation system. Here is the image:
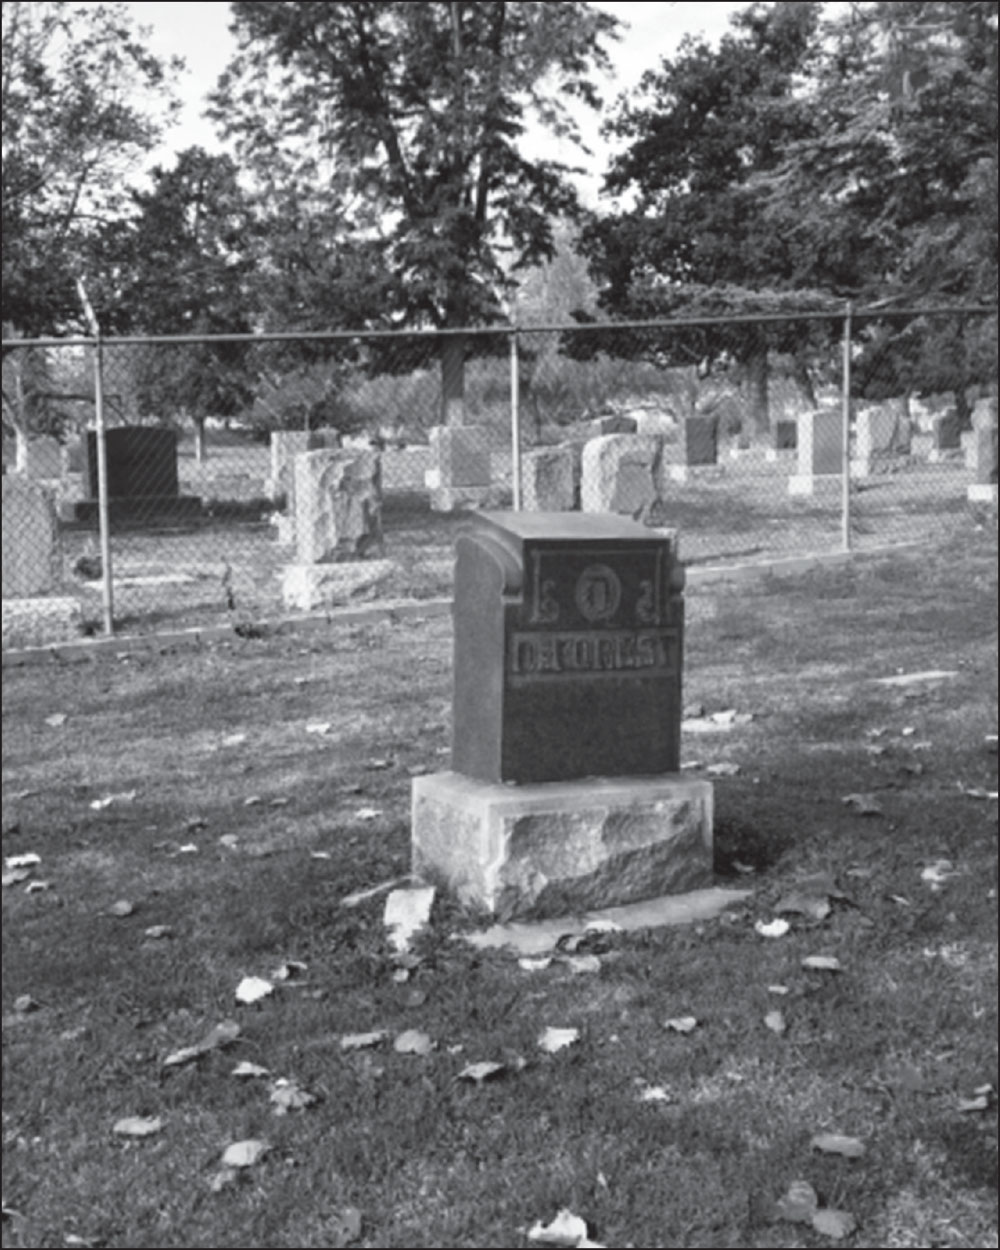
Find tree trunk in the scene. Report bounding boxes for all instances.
[194,416,207,463]
[440,334,466,427]
[746,344,770,436]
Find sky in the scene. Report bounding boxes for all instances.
[127,1,748,205]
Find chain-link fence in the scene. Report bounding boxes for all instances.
[2,308,996,648]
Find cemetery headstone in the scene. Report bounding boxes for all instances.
[668,417,719,481]
[581,434,666,515]
[927,411,961,461]
[2,477,61,596]
[967,396,998,504]
[523,446,574,512]
[851,404,900,478]
[412,511,713,919]
[788,408,842,495]
[765,418,798,462]
[426,424,492,512]
[586,414,638,438]
[17,435,61,480]
[76,427,201,523]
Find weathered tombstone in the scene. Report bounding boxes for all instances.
[76,427,200,522]
[267,430,314,503]
[522,446,574,512]
[765,418,798,462]
[425,424,492,511]
[788,408,842,495]
[851,405,899,478]
[280,448,390,609]
[669,417,718,481]
[2,477,61,596]
[967,396,998,504]
[927,411,961,461]
[581,434,666,514]
[412,511,713,919]
[17,435,61,480]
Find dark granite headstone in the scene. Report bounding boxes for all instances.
[86,427,179,500]
[452,511,684,784]
[683,417,718,466]
[774,419,797,450]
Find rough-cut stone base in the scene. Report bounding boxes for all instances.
[281,559,395,611]
[428,485,495,512]
[3,597,83,649]
[788,473,842,496]
[412,771,713,920]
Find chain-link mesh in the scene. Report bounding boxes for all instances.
[2,310,996,647]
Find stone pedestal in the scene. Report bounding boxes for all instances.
[412,771,713,920]
[2,478,61,596]
[2,597,83,650]
[523,447,574,512]
[292,448,382,564]
[280,559,395,611]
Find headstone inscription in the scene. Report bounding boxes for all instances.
[412,512,713,919]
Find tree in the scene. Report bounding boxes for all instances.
[103,147,258,460]
[210,0,621,424]
[1,1,181,337]
[577,3,847,432]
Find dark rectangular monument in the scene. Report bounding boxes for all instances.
[452,512,684,784]
[77,427,201,524]
[412,511,712,920]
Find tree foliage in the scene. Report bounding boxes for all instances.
[1,0,181,336]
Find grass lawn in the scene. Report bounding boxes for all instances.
[2,527,997,1249]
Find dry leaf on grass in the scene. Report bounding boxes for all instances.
[755,918,790,938]
[384,885,435,952]
[394,1029,434,1056]
[5,853,40,869]
[13,995,41,1013]
[143,925,173,939]
[637,1083,672,1103]
[304,722,332,736]
[519,956,553,972]
[44,713,67,727]
[458,1061,506,1085]
[774,1179,818,1223]
[921,859,959,885]
[24,880,50,894]
[841,792,883,815]
[811,1208,857,1239]
[107,900,135,918]
[957,1094,991,1113]
[354,807,383,821]
[767,984,789,995]
[801,955,842,972]
[163,1019,241,1069]
[538,1027,580,1054]
[232,1061,270,1079]
[221,733,247,747]
[340,1031,387,1052]
[235,975,274,1004]
[705,761,741,776]
[271,960,308,981]
[527,1208,590,1246]
[764,1010,787,1036]
[220,1139,270,1168]
[269,1079,317,1115]
[2,868,30,887]
[89,790,137,810]
[112,1116,164,1138]
[811,1133,865,1158]
[664,1016,698,1034]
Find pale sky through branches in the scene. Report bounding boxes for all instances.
[126,1,748,205]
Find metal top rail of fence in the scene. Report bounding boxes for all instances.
[2,306,996,649]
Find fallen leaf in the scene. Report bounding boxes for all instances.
[873,669,957,686]
[638,1084,672,1103]
[269,796,290,807]
[270,1080,317,1114]
[811,1133,865,1158]
[711,708,738,725]
[143,925,173,939]
[5,853,40,869]
[209,1168,239,1193]
[755,918,790,938]
[458,1061,506,1084]
[528,1208,589,1246]
[519,956,553,972]
[920,859,958,885]
[232,1061,270,1078]
[2,868,30,887]
[538,1026,580,1054]
[394,1029,433,1056]
[774,1179,819,1223]
[664,1015,698,1033]
[366,757,392,770]
[271,960,308,981]
[220,1139,270,1168]
[13,994,40,1013]
[340,1031,387,1052]
[221,733,247,747]
[705,761,741,776]
[355,806,383,821]
[957,1094,990,1113]
[842,793,883,816]
[24,880,51,894]
[305,721,332,736]
[107,900,135,918]
[243,795,262,807]
[325,1206,363,1247]
[44,713,67,727]
[89,790,137,810]
[767,984,790,995]
[112,1116,164,1138]
[802,955,842,972]
[959,785,998,800]
[384,885,436,952]
[811,1208,857,1239]
[175,843,199,855]
[235,975,274,1004]
[201,1019,241,1049]
[972,1083,995,1097]
[764,1010,787,1036]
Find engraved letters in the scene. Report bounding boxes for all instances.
[509,629,677,681]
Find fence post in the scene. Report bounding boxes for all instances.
[841,302,853,553]
[510,325,522,511]
[78,280,114,634]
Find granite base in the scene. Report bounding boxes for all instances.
[411,771,713,921]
